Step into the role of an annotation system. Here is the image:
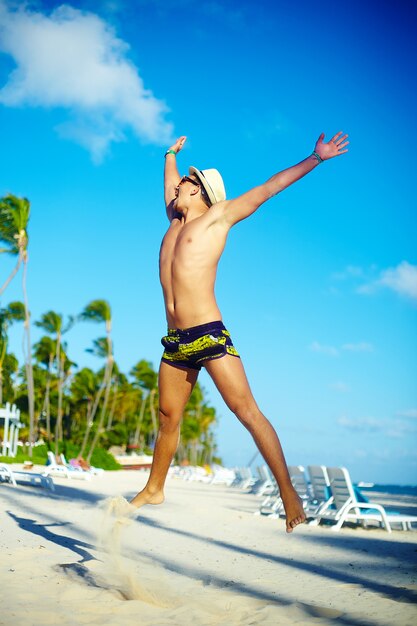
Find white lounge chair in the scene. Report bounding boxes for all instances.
[43,451,91,480]
[210,465,236,486]
[253,465,276,496]
[263,465,310,520]
[318,467,417,532]
[1,462,54,491]
[254,487,283,517]
[60,454,104,476]
[306,465,333,520]
[289,465,311,501]
[0,463,16,485]
[233,466,258,491]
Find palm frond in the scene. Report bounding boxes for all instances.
[80,299,112,323]
[0,194,30,254]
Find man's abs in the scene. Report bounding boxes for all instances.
[159,218,225,329]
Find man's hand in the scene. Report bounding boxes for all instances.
[168,136,187,154]
[314,131,349,161]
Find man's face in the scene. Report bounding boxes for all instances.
[174,176,200,208]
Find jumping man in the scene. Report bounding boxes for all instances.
[130,132,349,532]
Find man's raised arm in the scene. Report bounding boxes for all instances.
[221,132,349,226]
[164,136,186,220]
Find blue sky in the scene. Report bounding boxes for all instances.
[1,0,416,484]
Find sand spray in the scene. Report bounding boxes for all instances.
[94,496,305,625]
[96,495,177,607]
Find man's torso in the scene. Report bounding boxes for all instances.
[159,208,228,329]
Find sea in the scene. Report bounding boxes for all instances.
[359,484,417,517]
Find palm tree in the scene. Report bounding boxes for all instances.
[0,195,35,456]
[178,382,217,465]
[1,353,19,404]
[0,195,30,295]
[80,300,113,462]
[106,365,122,431]
[130,359,157,448]
[34,312,73,453]
[33,335,56,442]
[70,367,99,456]
[0,302,25,405]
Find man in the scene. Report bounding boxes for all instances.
[130,132,349,532]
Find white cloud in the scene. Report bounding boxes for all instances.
[309,341,338,357]
[358,261,417,302]
[378,261,417,299]
[337,415,417,439]
[337,416,383,433]
[310,341,374,357]
[331,265,363,281]
[330,381,350,393]
[0,2,173,161]
[342,342,374,353]
[396,408,417,419]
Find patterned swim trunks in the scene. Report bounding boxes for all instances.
[161,320,240,371]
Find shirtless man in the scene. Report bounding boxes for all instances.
[130,132,349,532]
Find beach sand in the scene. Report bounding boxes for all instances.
[1,467,416,626]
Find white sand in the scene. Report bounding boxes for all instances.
[1,467,416,626]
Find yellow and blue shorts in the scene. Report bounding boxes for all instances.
[161,321,240,371]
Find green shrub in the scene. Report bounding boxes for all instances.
[0,444,48,464]
[0,442,121,470]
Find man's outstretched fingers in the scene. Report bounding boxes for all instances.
[330,131,344,143]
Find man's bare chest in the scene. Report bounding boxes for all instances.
[161,222,210,259]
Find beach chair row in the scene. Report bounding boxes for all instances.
[0,451,105,492]
[254,464,417,532]
[168,464,236,486]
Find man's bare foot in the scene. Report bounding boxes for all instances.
[282,492,306,533]
[129,488,165,509]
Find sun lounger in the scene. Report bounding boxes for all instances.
[287,465,311,505]
[43,451,91,480]
[305,465,333,520]
[1,463,54,491]
[260,466,310,519]
[0,463,16,485]
[316,467,417,532]
[254,488,283,517]
[252,465,276,496]
[209,465,236,486]
[232,467,258,491]
[61,454,104,476]
[254,469,281,517]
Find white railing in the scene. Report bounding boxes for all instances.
[0,402,23,457]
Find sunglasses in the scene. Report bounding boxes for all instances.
[179,176,200,186]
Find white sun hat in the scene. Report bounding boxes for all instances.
[189,166,226,205]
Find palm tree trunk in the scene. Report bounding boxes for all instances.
[79,398,93,458]
[0,334,7,405]
[86,358,113,463]
[44,354,53,442]
[54,350,65,456]
[106,380,118,430]
[22,257,35,458]
[53,331,63,454]
[133,392,147,446]
[149,388,158,442]
[0,256,22,296]
[79,381,105,457]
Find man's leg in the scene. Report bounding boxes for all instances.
[204,355,306,532]
[130,361,199,508]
